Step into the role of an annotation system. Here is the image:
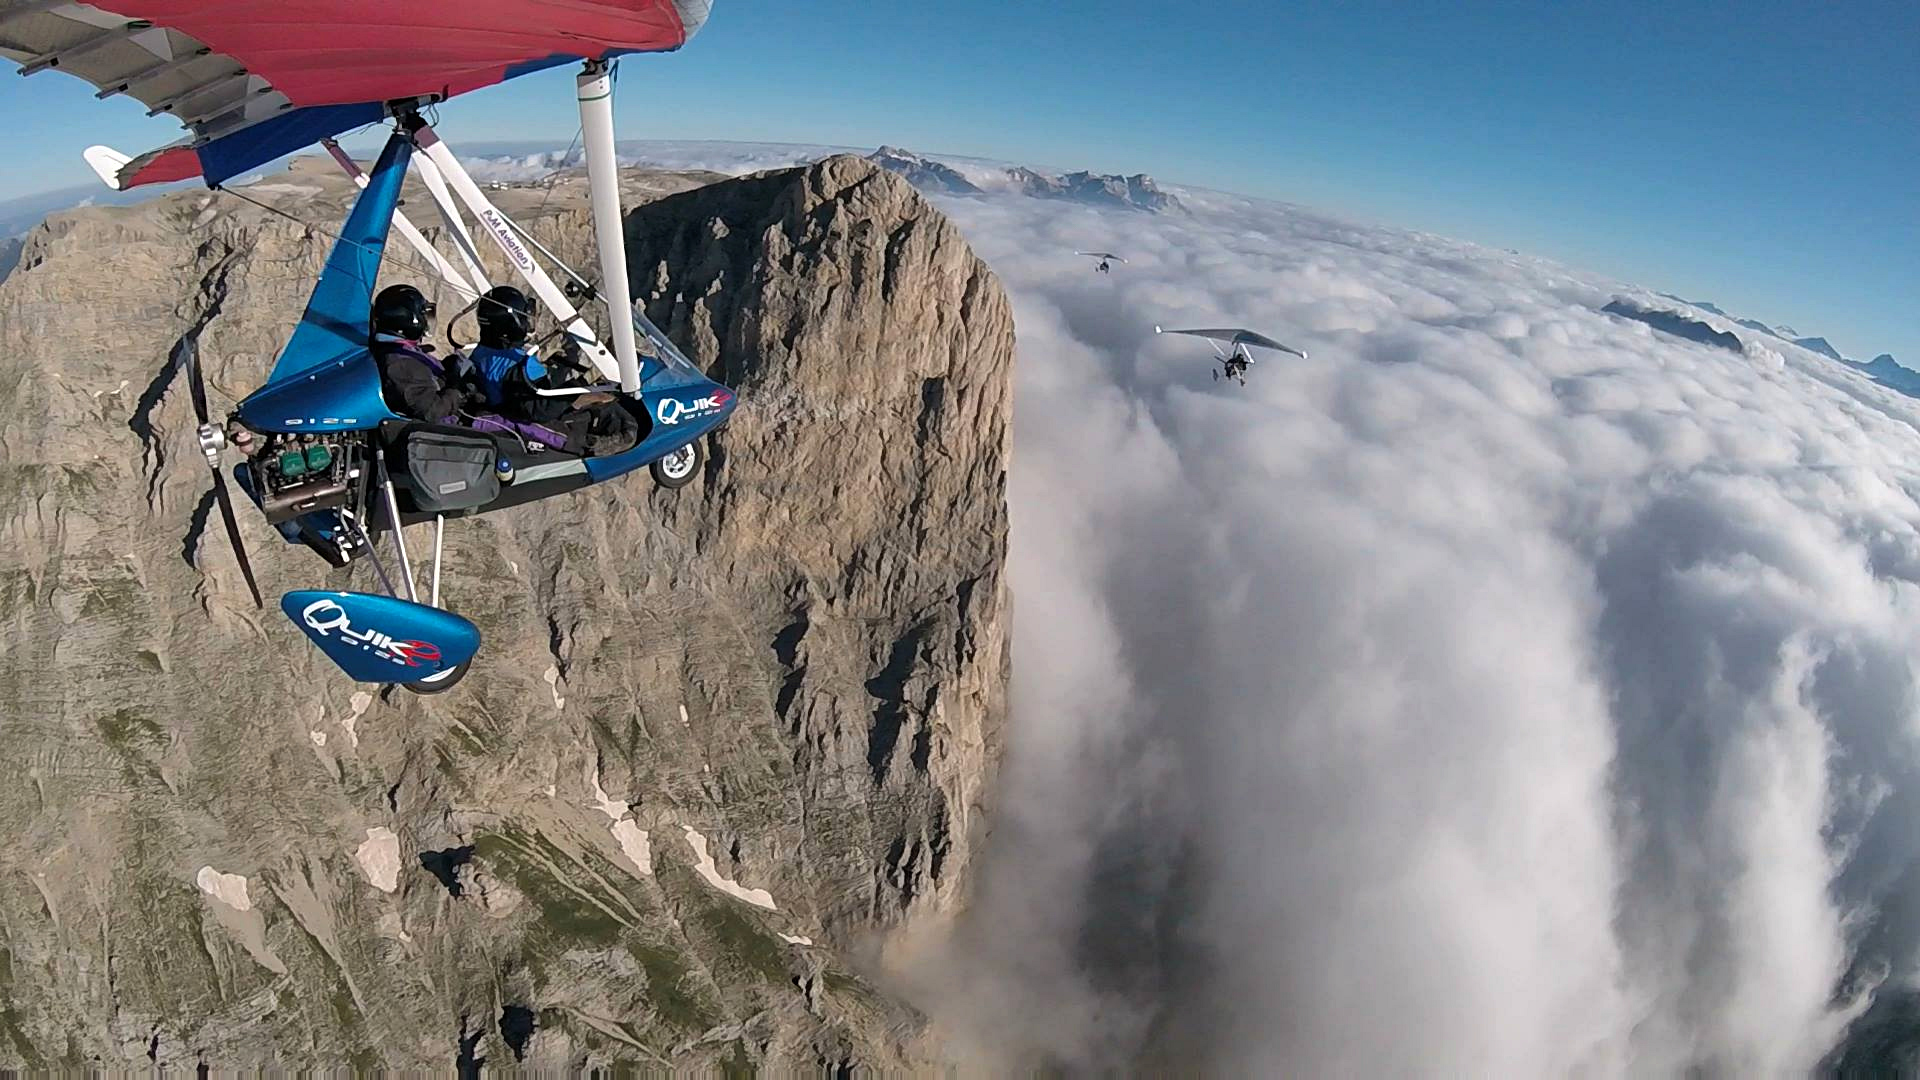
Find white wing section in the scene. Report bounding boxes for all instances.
[83,145,133,190]
[1158,326,1307,359]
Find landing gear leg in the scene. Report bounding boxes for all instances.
[374,462,470,695]
[405,511,468,694]
[377,457,418,603]
[428,513,444,608]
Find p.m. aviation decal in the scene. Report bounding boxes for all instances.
[656,388,732,426]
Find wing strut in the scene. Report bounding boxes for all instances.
[577,60,642,394]
[321,139,482,301]
[406,115,623,384]
[410,153,495,297]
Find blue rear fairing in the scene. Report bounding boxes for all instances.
[236,350,397,434]
[283,590,481,683]
[266,131,412,386]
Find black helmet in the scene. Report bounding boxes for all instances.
[476,285,534,349]
[371,283,435,341]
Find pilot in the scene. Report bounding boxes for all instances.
[466,285,641,456]
[369,284,474,424]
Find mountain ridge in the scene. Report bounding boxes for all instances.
[867,146,1182,212]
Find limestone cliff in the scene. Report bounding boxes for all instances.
[0,155,1010,1070]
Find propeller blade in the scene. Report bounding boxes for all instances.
[182,338,212,425]
[208,467,264,610]
[182,339,263,609]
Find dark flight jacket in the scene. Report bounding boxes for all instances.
[372,337,468,423]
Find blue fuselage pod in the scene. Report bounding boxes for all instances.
[585,377,739,483]
[282,590,481,683]
[236,350,399,434]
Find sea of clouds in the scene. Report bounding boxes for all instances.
[890,181,1920,1073]
[456,139,1920,1070]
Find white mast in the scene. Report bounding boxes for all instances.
[576,59,642,394]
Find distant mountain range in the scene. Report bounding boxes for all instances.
[1004,165,1180,212]
[868,146,982,195]
[1604,298,1743,353]
[1848,353,1920,396]
[0,140,1182,292]
[1794,336,1845,362]
[0,179,191,238]
[1657,292,1915,400]
[867,146,1182,212]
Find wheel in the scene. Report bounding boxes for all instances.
[403,660,470,695]
[650,440,703,489]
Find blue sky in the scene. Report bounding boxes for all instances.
[3,1,1915,359]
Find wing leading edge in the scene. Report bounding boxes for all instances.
[0,0,711,188]
[1156,326,1308,359]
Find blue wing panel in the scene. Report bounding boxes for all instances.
[198,103,388,189]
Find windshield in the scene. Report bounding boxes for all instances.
[632,302,712,390]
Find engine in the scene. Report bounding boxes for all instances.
[250,431,365,524]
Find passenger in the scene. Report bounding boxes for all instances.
[467,285,642,456]
[369,284,473,423]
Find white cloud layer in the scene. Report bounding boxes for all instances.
[464,139,1917,1070]
[893,183,1920,1073]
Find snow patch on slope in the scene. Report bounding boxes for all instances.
[195,867,252,911]
[683,827,776,909]
[356,827,401,893]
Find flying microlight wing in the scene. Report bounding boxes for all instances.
[6,0,738,691]
[1075,251,1127,263]
[0,0,709,189]
[1155,327,1308,360]
[1154,325,1308,387]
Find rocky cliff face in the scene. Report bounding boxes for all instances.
[0,155,1010,1070]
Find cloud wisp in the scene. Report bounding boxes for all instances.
[903,184,1920,1073]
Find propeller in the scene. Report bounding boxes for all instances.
[182,341,264,609]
